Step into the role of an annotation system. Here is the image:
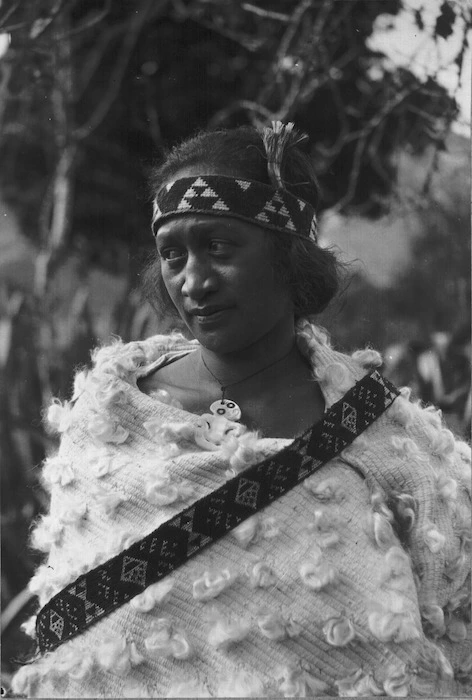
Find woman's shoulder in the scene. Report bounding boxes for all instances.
[74,332,196,398]
[296,320,385,406]
[44,332,197,436]
[90,331,198,374]
[300,321,470,487]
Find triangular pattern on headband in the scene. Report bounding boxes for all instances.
[257,191,297,233]
[153,175,318,241]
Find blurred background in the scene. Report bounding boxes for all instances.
[0,0,470,690]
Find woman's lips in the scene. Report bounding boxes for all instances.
[191,308,232,325]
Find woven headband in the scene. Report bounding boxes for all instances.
[152,175,318,241]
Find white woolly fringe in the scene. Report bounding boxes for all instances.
[97,636,144,676]
[351,348,382,369]
[56,498,87,526]
[231,513,280,548]
[20,615,37,639]
[366,510,397,549]
[446,614,467,643]
[46,399,74,433]
[380,546,411,582]
[216,668,266,698]
[370,487,395,522]
[54,646,95,681]
[93,485,126,516]
[310,507,341,533]
[192,568,237,601]
[144,618,193,659]
[11,664,43,696]
[257,611,301,640]
[322,613,358,647]
[104,528,142,556]
[387,396,415,428]
[316,361,352,393]
[86,448,120,478]
[390,436,429,466]
[421,603,446,638]
[421,521,446,553]
[246,560,276,588]
[144,417,194,443]
[31,514,64,552]
[436,472,458,502]
[130,578,174,612]
[368,592,420,643]
[392,492,417,531]
[335,668,383,697]
[207,609,251,650]
[383,664,411,696]
[42,455,75,488]
[89,373,128,410]
[299,554,338,591]
[303,475,344,503]
[87,412,129,444]
[231,515,259,548]
[145,473,194,506]
[295,319,331,354]
[276,663,328,697]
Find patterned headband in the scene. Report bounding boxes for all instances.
[152,175,318,242]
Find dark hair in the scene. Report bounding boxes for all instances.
[143,126,342,319]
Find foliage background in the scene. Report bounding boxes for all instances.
[0,0,470,687]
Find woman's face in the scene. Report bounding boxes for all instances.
[155,212,294,355]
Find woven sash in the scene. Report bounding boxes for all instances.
[36,369,399,653]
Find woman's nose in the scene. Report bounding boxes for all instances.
[181,254,217,300]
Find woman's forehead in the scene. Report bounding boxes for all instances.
[156,214,266,240]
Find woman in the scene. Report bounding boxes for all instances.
[13,123,470,698]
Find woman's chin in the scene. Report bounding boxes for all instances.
[192,331,235,354]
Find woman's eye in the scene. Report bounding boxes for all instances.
[209,240,231,254]
[160,248,185,261]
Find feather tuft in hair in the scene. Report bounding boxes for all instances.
[260,121,307,189]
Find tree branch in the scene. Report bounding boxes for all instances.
[73,22,127,100]
[56,0,112,38]
[0,0,21,29]
[73,0,164,141]
[242,3,290,22]
[207,99,274,128]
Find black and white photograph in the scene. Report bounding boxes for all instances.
[0,0,470,697]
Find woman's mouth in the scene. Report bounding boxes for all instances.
[190,307,232,325]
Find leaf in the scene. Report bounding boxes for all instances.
[434,2,456,40]
[29,17,54,39]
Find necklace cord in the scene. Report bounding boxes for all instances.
[201,347,295,400]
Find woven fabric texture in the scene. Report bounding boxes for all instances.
[152,175,318,241]
[35,369,399,653]
[12,320,471,698]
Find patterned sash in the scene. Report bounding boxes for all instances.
[36,370,399,653]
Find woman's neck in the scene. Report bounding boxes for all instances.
[197,321,323,437]
[199,318,298,388]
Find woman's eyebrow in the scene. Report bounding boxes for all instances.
[155,230,174,246]
[157,221,230,242]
